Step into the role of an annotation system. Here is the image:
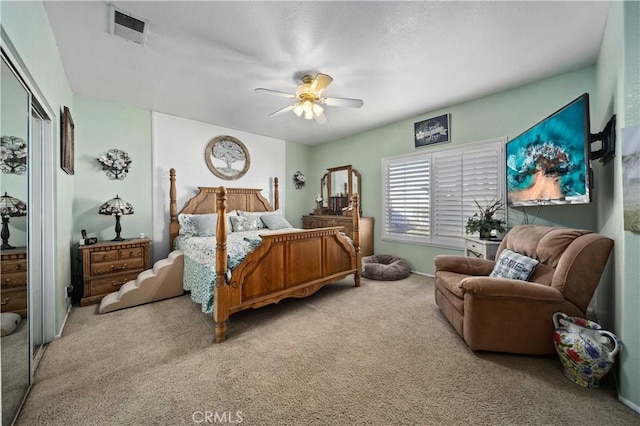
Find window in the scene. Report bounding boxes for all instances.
[382,137,505,248]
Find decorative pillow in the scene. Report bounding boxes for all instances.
[230,215,261,232]
[190,214,217,237]
[490,249,540,281]
[238,211,268,229]
[261,214,293,230]
[179,212,237,236]
[1,313,22,337]
[178,214,198,236]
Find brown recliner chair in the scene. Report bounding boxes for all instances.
[434,225,614,355]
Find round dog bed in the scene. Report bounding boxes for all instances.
[362,254,411,281]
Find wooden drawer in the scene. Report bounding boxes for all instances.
[119,247,144,259]
[91,250,119,263]
[1,286,27,314]
[0,258,27,274]
[87,272,140,296]
[1,272,28,289]
[91,258,144,276]
[466,240,483,252]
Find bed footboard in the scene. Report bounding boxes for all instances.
[213,189,361,342]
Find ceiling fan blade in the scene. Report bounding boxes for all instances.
[255,88,296,99]
[321,96,364,108]
[268,104,296,117]
[309,73,333,96]
[314,112,328,125]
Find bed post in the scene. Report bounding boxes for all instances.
[169,168,178,248]
[214,187,229,343]
[274,177,279,210]
[351,193,361,287]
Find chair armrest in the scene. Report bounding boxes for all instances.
[434,255,495,276]
[460,277,565,302]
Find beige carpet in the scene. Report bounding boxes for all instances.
[16,275,639,425]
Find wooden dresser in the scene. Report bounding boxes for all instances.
[1,247,27,317]
[78,238,150,306]
[302,215,374,256]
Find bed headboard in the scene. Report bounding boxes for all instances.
[169,168,279,248]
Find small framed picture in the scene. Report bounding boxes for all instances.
[61,106,75,175]
[414,113,450,148]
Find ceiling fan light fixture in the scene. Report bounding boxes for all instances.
[303,100,315,119]
[312,103,324,116]
[255,72,362,124]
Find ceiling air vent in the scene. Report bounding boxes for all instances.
[109,5,149,45]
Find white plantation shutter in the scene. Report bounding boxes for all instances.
[382,156,431,244]
[462,144,504,230]
[382,137,505,248]
[432,151,463,247]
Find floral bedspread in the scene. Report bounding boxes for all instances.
[175,229,299,314]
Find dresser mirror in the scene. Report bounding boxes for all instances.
[320,165,361,215]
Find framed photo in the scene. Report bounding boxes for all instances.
[61,106,74,175]
[414,113,450,148]
[204,135,250,180]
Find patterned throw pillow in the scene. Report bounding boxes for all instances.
[490,249,539,281]
[238,210,281,229]
[229,215,261,232]
[178,214,198,236]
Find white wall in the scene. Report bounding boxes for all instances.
[151,112,286,261]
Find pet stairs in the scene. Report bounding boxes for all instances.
[99,250,184,313]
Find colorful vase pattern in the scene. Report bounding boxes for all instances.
[552,312,620,388]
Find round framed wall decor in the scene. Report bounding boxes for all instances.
[204,135,250,180]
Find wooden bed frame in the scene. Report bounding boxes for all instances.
[169,168,361,342]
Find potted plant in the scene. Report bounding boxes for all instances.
[465,197,506,239]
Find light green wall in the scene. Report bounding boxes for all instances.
[285,141,312,228]
[72,95,153,248]
[1,0,74,331]
[308,67,596,275]
[592,0,640,409]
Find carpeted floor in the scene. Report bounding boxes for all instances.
[15,275,640,425]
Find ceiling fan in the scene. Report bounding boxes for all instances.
[255,73,363,124]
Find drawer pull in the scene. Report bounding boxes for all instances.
[1,298,8,305]
[103,255,108,260]
[120,264,128,270]
[15,264,22,271]
[111,279,128,286]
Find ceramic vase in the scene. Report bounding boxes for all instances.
[552,312,620,388]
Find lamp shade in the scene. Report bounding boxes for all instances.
[0,192,26,249]
[98,195,134,242]
[98,195,134,216]
[0,192,27,218]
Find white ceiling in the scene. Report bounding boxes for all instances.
[43,1,610,145]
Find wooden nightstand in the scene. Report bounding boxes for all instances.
[1,247,27,317]
[464,237,501,261]
[78,238,150,306]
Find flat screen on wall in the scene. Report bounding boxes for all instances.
[506,93,591,206]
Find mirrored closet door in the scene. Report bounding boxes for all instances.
[1,53,31,426]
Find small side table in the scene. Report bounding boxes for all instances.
[464,237,501,260]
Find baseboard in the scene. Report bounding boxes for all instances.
[55,301,73,340]
[411,270,434,278]
[619,395,640,414]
